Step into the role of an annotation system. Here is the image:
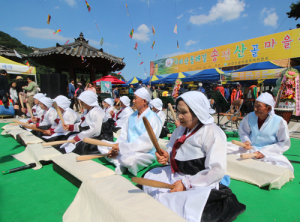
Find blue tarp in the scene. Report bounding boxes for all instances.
[151,72,191,84]
[182,69,224,82]
[234,61,283,72]
[142,75,163,84]
[118,76,143,87]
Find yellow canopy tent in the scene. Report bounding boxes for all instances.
[0,56,36,75]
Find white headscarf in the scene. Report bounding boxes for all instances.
[256,92,275,115]
[177,91,214,125]
[104,98,114,106]
[53,95,71,110]
[33,93,45,101]
[134,87,151,102]
[78,91,99,107]
[39,97,53,108]
[120,96,130,107]
[149,98,163,111]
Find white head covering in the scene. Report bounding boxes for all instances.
[256,92,275,115]
[149,98,163,111]
[104,98,114,106]
[39,97,53,108]
[33,93,45,101]
[120,96,130,107]
[134,87,151,102]
[78,91,99,107]
[177,91,214,125]
[53,95,71,110]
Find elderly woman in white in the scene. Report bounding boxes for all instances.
[149,98,166,124]
[110,96,133,129]
[143,91,245,222]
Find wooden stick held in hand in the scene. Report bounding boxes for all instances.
[142,117,163,156]
[113,100,120,111]
[240,153,257,159]
[12,120,32,126]
[21,125,46,133]
[53,102,65,125]
[131,177,175,189]
[76,153,110,162]
[168,103,177,121]
[19,93,24,109]
[231,140,247,147]
[83,138,115,147]
[42,140,74,147]
[26,103,33,117]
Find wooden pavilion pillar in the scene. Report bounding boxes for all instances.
[69,66,75,82]
[90,65,95,82]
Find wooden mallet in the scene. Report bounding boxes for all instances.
[142,117,163,156]
[42,140,74,147]
[53,101,65,125]
[231,140,252,149]
[131,177,175,189]
[21,124,46,133]
[168,103,177,121]
[113,100,121,111]
[76,153,110,162]
[240,153,258,159]
[26,103,33,117]
[19,93,24,109]
[12,120,32,126]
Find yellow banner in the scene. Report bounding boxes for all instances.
[150,28,300,75]
[222,68,286,81]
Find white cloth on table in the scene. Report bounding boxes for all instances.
[113,106,134,128]
[144,123,227,222]
[60,106,105,153]
[43,108,80,139]
[97,107,162,176]
[228,112,293,172]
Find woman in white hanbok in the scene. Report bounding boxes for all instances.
[143,91,245,222]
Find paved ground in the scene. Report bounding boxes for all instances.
[2,110,300,139]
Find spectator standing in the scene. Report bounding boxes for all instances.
[128,84,134,95]
[145,84,153,98]
[22,76,37,108]
[0,69,9,99]
[74,83,83,111]
[214,81,225,97]
[231,83,243,102]
[10,81,18,104]
[113,87,119,99]
[152,86,159,99]
[85,82,96,93]
[224,84,230,101]
[15,76,26,94]
[136,80,143,90]
[68,79,76,109]
[198,82,206,94]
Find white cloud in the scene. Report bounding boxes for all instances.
[185,40,197,46]
[187,9,196,14]
[163,51,187,58]
[177,14,184,19]
[189,0,246,25]
[132,24,151,43]
[55,6,60,9]
[261,8,278,27]
[64,0,76,7]
[242,13,248,17]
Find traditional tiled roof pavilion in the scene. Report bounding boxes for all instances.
[29,32,125,82]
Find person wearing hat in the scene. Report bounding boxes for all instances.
[228,93,293,173]
[143,91,245,222]
[30,97,58,138]
[0,69,9,99]
[149,98,166,124]
[74,82,83,112]
[68,79,76,109]
[22,76,38,108]
[42,96,80,142]
[110,96,133,129]
[97,87,163,175]
[103,98,114,119]
[231,83,243,103]
[21,93,45,120]
[60,91,105,154]
[213,80,225,96]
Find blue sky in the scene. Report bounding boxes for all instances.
[1,0,299,81]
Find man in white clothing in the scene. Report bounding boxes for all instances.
[98,88,163,176]
[227,92,293,172]
[149,98,166,124]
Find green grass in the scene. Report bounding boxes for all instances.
[0,123,299,221]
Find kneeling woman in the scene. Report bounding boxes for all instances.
[42,95,80,142]
[31,97,57,138]
[59,91,105,155]
[143,91,245,222]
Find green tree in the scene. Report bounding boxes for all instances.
[287,1,300,28]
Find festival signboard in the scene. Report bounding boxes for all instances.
[100,81,112,94]
[150,28,300,75]
[221,68,286,81]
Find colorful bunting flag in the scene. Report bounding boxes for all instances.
[134,42,138,50]
[139,61,144,66]
[144,67,147,76]
[65,40,69,44]
[112,63,116,68]
[100,38,104,46]
[125,3,129,17]
[14,50,22,58]
[155,54,157,57]
[85,0,91,12]
[53,29,61,34]
[151,41,155,49]
[136,52,141,58]
[81,55,84,61]
[47,15,51,25]
[94,20,99,31]
[86,63,90,67]
[117,72,121,75]
[174,24,177,34]
[82,59,86,63]
[129,29,134,39]
[25,60,30,66]
[152,25,155,35]
[177,40,179,49]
